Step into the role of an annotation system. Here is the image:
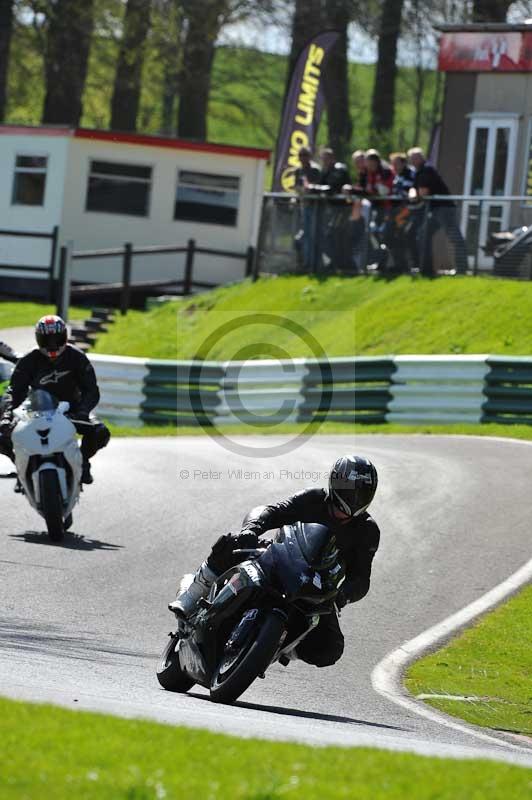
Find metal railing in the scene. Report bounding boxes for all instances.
[55,238,256,319]
[256,193,532,279]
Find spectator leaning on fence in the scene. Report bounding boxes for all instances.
[389,152,419,272]
[294,146,322,271]
[407,146,468,276]
[316,147,352,271]
[342,149,371,273]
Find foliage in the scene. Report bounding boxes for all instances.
[5,16,441,153]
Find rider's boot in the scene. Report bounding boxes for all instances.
[168,561,218,617]
[81,458,93,485]
[13,477,23,493]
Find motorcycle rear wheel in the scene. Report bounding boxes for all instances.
[210,611,285,704]
[39,470,65,542]
[156,633,195,692]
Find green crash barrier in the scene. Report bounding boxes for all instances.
[483,357,532,424]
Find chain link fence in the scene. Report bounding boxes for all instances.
[256,193,532,279]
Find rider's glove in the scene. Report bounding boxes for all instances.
[233,532,260,550]
[0,415,13,435]
[335,588,349,610]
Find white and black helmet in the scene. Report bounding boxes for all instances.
[328,455,378,518]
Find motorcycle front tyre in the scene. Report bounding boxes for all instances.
[156,633,195,693]
[210,611,285,704]
[39,470,65,542]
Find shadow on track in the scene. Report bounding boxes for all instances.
[187,692,408,732]
[9,531,123,551]
[0,618,152,664]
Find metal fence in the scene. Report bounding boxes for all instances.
[256,193,532,279]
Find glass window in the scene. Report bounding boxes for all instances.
[12,155,48,206]
[470,128,488,195]
[174,170,240,226]
[491,128,509,196]
[86,160,152,217]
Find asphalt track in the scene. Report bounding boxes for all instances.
[0,434,531,767]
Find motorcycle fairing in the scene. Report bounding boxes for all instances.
[12,401,82,516]
[258,522,344,603]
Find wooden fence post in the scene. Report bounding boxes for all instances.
[121,242,133,315]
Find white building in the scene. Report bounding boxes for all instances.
[0,124,270,297]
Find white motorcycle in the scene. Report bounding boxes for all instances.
[12,389,83,541]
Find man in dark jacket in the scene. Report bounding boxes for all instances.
[170,455,380,668]
[0,315,110,484]
[408,147,468,275]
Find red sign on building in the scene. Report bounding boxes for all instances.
[439,32,532,72]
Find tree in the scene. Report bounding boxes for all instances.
[0,0,14,121]
[322,0,354,161]
[472,0,512,20]
[370,0,404,146]
[110,0,152,131]
[42,0,95,126]
[177,0,229,139]
[150,0,183,135]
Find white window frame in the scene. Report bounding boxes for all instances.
[85,158,153,218]
[11,153,49,207]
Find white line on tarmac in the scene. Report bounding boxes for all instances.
[371,556,532,754]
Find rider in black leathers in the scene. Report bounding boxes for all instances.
[0,316,110,484]
[170,455,380,668]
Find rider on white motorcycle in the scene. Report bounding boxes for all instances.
[0,316,110,485]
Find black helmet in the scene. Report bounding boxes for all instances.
[35,315,67,360]
[328,455,378,518]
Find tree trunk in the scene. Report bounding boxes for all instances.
[110,0,152,132]
[42,0,95,126]
[0,0,14,122]
[472,0,512,22]
[152,0,183,136]
[177,0,227,140]
[322,0,353,162]
[370,0,404,139]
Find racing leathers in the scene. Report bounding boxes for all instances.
[0,344,110,466]
[203,488,380,668]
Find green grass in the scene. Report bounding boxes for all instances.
[0,697,528,800]
[93,301,177,360]
[406,585,532,737]
[0,301,91,329]
[93,275,532,360]
[166,422,532,440]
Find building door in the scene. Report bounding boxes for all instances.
[462,116,518,269]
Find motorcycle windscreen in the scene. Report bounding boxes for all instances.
[258,523,336,599]
[28,389,58,414]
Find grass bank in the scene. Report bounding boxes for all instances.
[93,275,532,360]
[406,585,532,737]
[0,301,91,329]
[0,697,528,800]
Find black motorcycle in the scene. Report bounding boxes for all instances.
[156,521,345,704]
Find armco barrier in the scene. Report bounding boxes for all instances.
[3,354,532,426]
[483,357,532,425]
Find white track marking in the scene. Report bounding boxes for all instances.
[371,557,532,753]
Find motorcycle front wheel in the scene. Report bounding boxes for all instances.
[210,611,285,704]
[39,470,65,542]
[156,633,195,693]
